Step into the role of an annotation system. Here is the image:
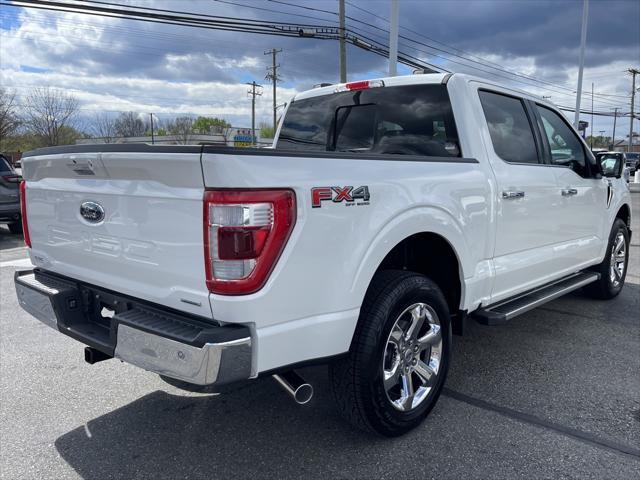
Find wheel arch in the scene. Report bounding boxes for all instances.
[350,207,470,337]
[615,203,631,227]
[373,232,464,316]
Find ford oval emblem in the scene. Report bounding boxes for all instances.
[80,201,105,223]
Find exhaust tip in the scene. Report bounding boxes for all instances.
[273,371,314,405]
[293,383,314,405]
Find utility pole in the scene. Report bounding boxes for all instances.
[628,68,639,153]
[590,82,594,149]
[611,107,619,150]
[264,48,282,133]
[338,0,346,83]
[149,113,155,144]
[247,81,262,146]
[574,0,589,128]
[389,0,399,76]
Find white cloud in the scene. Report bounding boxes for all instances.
[0,0,637,137]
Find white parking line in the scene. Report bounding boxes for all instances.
[0,246,28,254]
[0,258,33,268]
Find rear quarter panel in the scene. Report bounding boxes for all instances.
[202,151,493,372]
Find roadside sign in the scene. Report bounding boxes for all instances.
[234,129,256,147]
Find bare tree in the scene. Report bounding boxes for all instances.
[24,87,79,146]
[91,113,118,143]
[170,116,194,144]
[114,111,146,137]
[0,88,20,147]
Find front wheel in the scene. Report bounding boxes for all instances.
[584,218,630,299]
[329,270,451,436]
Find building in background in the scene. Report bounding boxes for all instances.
[613,133,640,153]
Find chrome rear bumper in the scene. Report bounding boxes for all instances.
[15,269,252,386]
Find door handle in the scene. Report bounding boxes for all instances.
[561,188,578,196]
[502,190,525,199]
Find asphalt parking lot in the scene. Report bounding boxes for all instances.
[1,194,639,480]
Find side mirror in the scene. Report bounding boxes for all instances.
[598,156,623,179]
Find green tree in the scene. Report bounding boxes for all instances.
[585,135,612,149]
[259,121,275,139]
[192,116,231,134]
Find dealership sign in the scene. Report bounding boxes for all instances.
[234,129,255,147]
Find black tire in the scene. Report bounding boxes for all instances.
[584,218,630,299]
[7,222,22,234]
[329,270,451,437]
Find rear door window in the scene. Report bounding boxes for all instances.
[478,90,539,164]
[277,84,461,157]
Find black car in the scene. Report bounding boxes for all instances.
[624,152,640,175]
[0,154,22,233]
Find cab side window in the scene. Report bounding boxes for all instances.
[479,90,539,164]
[536,105,588,177]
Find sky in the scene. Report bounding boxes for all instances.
[0,0,639,139]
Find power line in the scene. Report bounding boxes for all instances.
[3,0,633,112]
[2,0,340,37]
[212,0,338,25]
[2,0,443,73]
[248,0,631,104]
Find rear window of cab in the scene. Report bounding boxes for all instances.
[277,84,461,158]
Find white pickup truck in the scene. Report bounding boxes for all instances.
[15,73,632,436]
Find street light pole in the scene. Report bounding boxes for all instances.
[574,0,589,129]
[389,0,399,77]
[611,107,619,150]
[338,0,346,83]
[628,68,638,153]
[590,82,594,149]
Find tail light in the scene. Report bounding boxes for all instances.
[20,181,31,248]
[2,174,21,183]
[204,189,296,295]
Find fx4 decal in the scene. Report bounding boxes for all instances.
[311,186,370,208]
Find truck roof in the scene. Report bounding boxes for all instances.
[293,72,548,105]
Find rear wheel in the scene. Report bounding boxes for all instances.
[7,222,22,234]
[584,218,629,299]
[329,270,451,436]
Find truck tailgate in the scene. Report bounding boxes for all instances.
[21,148,211,318]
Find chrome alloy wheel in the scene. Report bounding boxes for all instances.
[382,303,443,412]
[609,232,626,287]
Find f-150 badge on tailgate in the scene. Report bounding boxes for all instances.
[311,186,370,208]
[80,201,105,223]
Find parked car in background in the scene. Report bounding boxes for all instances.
[624,152,640,175]
[0,154,23,233]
